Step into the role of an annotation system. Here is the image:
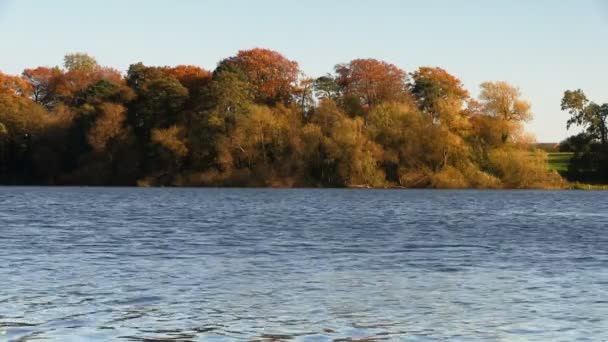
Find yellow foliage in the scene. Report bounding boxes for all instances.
[151,125,188,157]
[87,103,126,152]
[459,162,502,189]
[488,148,565,189]
[431,166,469,189]
[398,167,432,188]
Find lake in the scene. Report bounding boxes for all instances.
[1,188,607,341]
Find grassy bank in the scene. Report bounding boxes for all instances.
[547,152,573,173]
[546,152,608,189]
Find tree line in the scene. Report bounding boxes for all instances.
[0,48,564,188]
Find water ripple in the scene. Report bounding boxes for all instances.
[1,188,607,340]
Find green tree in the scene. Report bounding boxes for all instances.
[313,74,340,101]
[561,89,608,146]
[64,53,98,72]
[126,63,188,137]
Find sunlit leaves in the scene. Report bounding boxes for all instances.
[0,49,564,188]
[410,67,469,121]
[479,81,532,122]
[87,103,127,152]
[0,72,32,97]
[222,48,299,105]
[64,53,98,72]
[561,89,608,146]
[335,59,407,108]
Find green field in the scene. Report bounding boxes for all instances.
[547,152,608,189]
[547,152,573,173]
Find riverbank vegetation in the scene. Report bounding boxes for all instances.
[0,49,565,188]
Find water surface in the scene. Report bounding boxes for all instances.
[1,188,607,341]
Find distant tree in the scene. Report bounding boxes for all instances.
[0,93,49,182]
[203,66,254,132]
[313,74,340,101]
[561,89,608,146]
[478,81,532,143]
[87,103,128,153]
[293,76,315,116]
[64,53,98,72]
[0,72,32,97]
[409,67,471,140]
[166,65,212,90]
[307,100,385,187]
[221,48,299,105]
[334,58,407,108]
[22,67,63,108]
[410,67,469,119]
[479,81,532,122]
[126,63,189,135]
[165,65,212,103]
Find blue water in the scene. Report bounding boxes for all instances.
[1,188,607,341]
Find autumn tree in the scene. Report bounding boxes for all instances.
[0,72,32,97]
[480,82,532,122]
[478,81,532,143]
[166,65,212,105]
[22,67,63,108]
[0,93,48,182]
[229,105,298,184]
[335,59,407,108]
[126,63,188,137]
[64,53,98,72]
[410,67,469,126]
[221,48,299,105]
[306,100,385,187]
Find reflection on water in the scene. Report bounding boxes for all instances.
[1,188,608,341]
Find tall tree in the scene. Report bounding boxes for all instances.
[313,74,340,101]
[478,81,532,143]
[0,72,32,97]
[22,67,63,108]
[561,89,608,146]
[126,63,189,136]
[64,53,98,72]
[410,67,469,121]
[334,59,407,107]
[221,48,299,105]
[479,81,531,122]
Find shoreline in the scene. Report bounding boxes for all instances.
[0,184,606,190]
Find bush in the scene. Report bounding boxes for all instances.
[431,166,469,189]
[488,149,565,189]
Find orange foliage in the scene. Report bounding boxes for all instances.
[0,72,32,97]
[166,65,212,91]
[411,67,469,104]
[87,103,126,152]
[55,66,122,101]
[226,48,299,103]
[335,59,407,106]
[22,67,63,105]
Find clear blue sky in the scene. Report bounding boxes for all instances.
[1,0,607,142]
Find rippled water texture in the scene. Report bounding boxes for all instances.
[1,188,607,341]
